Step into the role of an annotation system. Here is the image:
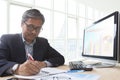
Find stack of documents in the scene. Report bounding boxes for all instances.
[14,67,100,80]
[14,67,67,79]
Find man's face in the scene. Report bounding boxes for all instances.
[21,18,43,43]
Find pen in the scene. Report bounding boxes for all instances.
[27,53,34,60]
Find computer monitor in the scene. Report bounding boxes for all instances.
[82,11,120,65]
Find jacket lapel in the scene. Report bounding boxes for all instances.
[18,34,27,62]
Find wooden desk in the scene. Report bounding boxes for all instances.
[1,65,120,80]
[0,76,13,80]
[57,65,120,80]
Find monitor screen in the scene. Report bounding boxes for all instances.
[82,11,119,61]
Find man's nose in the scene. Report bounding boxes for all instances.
[31,29,37,34]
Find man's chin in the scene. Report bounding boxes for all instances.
[30,37,36,41]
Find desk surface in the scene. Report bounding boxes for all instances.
[1,65,120,80]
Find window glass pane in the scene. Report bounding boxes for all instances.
[78,18,85,55]
[94,10,100,21]
[51,40,65,55]
[35,0,52,9]
[67,39,77,60]
[100,12,107,19]
[87,20,94,26]
[10,5,30,34]
[13,0,33,4]
[0,0,7,36]
[68,0,76,15]
[79,18,85,39]
[54,12,66,39]
[87,6,93,19]
[79,3,86,17]
[78,39,83,54]
[54,0,65,12]
[37,8,51,39]
[68,17,77,39]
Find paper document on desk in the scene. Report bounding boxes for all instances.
[35,73,100,80]
[14,67,68,79]
[14,67,100,80]
[67,73,100,80]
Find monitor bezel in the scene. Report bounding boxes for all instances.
[82,11,119,60]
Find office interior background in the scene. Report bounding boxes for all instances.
[0,0,119,63]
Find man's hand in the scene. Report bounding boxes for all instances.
[14,60,47,76]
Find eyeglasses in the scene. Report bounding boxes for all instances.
[24,22,42,32]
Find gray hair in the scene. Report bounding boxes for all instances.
[21,9,45,25]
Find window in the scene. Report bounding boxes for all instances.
[68,17,77,39]
[79,3,86,18]
[9,5,30,33]
[67,39,77,60]
[12,0,34,4]
[0,0,7,36]
[87,6,93,19]
[54,0,66,12]
[1,0,106,63]
[37,8,52,39]
[54,12,66,39]
[68,0,77,15]
[52,40,66,55]
[79,18,85,39]
[35,0,52,9]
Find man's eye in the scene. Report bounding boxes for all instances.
[28,25,34,28]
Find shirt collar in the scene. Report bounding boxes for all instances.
[22,33,36,45]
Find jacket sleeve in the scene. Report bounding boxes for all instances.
[0,35,17,76]
[41,38,65,67]
[46,45,65,67]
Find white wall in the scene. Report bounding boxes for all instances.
[75,0,120,13]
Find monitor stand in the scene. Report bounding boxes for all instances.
[81,57,116,68]
[91,62,115,68]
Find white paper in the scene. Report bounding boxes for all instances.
[14,67,68,79]
[14,67,100,80]
[35,73,100,80]
[40,67,68,74]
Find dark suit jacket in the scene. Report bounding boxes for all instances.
[0,34,65,76]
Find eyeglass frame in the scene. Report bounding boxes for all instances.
[24,22,43,32]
